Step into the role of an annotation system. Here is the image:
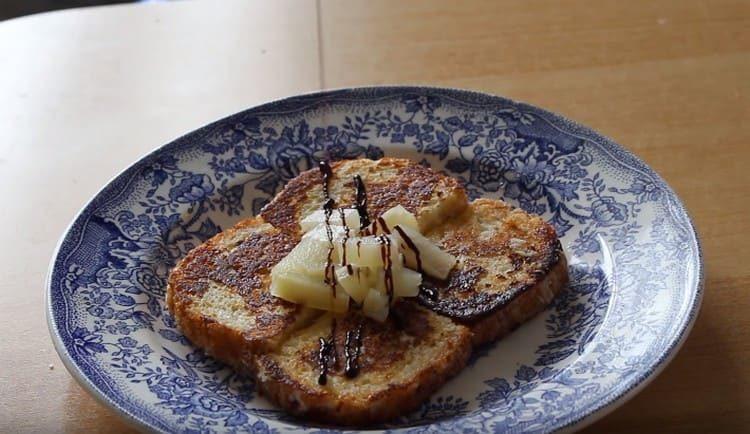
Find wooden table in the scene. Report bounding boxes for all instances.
[0,0,747,432]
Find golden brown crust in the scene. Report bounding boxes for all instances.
[258,167,321,237]
[364,161,456,220]
[253,305,472,426]
[167,297,252,372]
[168,217,296,296]
[418,199,563,321]
[166,216,311,364]
[254,344,471,426]
[301,303,436,374]
[468,253,568,346]
[260,158,467,236]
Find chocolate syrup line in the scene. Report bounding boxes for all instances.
[376,217,391,235]
[319,161,337,296]
[393,225,423,273]
[317,337,331,385]
[317,319,337,385]
[315,164,372,384]
[378,235,395,303]
[344,322,364,378]
[338,208,350,267]
[353,175,370,230]
[323,198,336,296]
[319,160,333,198]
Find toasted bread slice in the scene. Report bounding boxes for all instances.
[253,303,472,426]
[420,198,568,346]
[166,216,319,369]
[260,157,468,237]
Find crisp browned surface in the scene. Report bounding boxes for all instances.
[169,218,296,297]
[469,255,569,347]
[260,157,467,236]
[420,198,564,322]
[167,216,311,365]
[3,0,749,432]
[253,305,473,426]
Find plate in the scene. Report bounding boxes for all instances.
[47,87,702,433]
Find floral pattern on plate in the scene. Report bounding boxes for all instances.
[48,87,702,433]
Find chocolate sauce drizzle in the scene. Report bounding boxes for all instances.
[317,337,333,385]
[314,165,375,384]
[319,161,337,296]
[378,235,395,302]
[353,175,370,230]
[338,208,350,267]
[376,217,391,235]
[344,322,364,378]
[419,285,438,300]
[393,225,422,273]
[317,319,337,385]
[319,160,333,198]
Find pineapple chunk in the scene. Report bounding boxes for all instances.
[394,224,457,280]
[374,263,422,299]
[393,265,422,298]
[272,236,332,278]
[300,208,361,233]
[335,265,374,304]
[362,288,389,322]
[337,234,400,268]
[381,205,419,232]
[270,271,349,313]
[302,223,348,244]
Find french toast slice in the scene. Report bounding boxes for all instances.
[253,303,472,425]
[420,198,569,346]
[166,216,319,369]
[260,157,468,237]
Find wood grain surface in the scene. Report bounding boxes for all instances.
[0,0,748,432]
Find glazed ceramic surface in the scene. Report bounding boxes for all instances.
[47,87,702,433]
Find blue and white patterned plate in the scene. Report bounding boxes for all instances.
[47,87,702,433]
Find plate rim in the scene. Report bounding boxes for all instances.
[46,85,704,433]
